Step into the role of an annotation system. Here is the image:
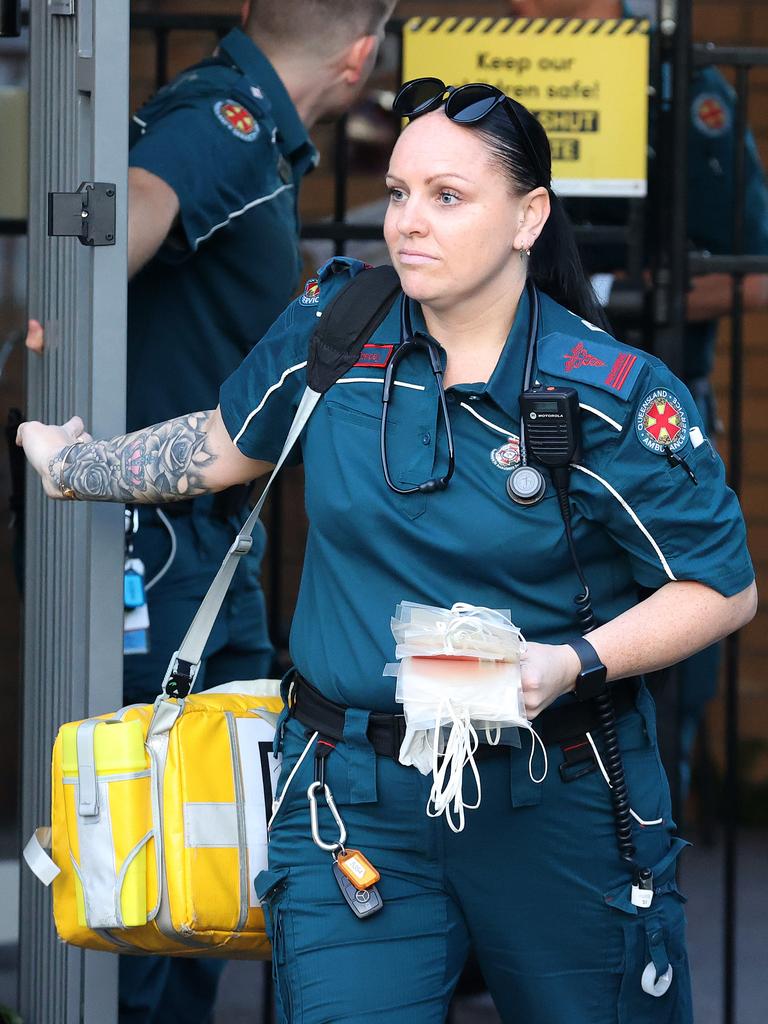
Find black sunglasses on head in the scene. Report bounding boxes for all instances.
[393,77,549,188]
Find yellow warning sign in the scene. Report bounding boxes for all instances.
[402,16,649,197]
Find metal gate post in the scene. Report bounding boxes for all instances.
[19,0,129,1021]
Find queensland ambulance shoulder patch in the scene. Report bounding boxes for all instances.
[635,388,689,454]
[213,100,259,142]
[299,278,321,306]
[692,94,730,138]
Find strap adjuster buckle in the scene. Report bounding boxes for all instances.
[228,533,253,556]
[161,650,200,699]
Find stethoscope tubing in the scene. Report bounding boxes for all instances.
[380,280,540,495]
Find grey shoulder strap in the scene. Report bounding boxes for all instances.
[161,387,320,698]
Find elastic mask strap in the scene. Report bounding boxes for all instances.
[520,722,548,784]
[427,699,482,833]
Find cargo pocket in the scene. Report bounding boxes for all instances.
[61,718,153,929]
[604,838,692,1024]
[255,868,299,1022]
[616,887,692,1024]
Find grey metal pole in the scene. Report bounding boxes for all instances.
[19,0,128,1021]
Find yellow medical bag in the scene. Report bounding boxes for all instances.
[25,684,283,958]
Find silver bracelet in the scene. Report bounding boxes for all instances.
[56,439,85,500]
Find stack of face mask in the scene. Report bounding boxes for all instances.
[384,602,546,832]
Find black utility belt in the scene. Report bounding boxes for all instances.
[289,672,638,761]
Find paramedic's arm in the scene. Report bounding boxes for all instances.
[127,166,180,279]
[16,407,269,502]
[521,579,757,718]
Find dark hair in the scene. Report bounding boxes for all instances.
[246,0,392,53]
[474,103,611,331]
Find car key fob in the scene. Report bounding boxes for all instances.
[332,862,383,919]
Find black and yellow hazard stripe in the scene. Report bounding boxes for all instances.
[404,17,649,37]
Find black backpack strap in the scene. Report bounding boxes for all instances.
[306,265,401,394]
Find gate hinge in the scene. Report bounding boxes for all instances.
[48,181,116,246]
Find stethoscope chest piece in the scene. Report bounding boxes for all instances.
[506,465,546,506]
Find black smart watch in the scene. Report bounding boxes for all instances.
[568,636,608,701]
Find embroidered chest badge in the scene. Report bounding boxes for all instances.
[636,389,689,454]
[213,100,259,141]
[564,342,605,372]
[354,344,394,368]
[299,278,321,306]
[490,436,521,470]
[692,94,730,138]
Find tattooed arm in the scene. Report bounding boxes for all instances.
[17,407,271,502]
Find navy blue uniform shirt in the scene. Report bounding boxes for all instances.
[220,260,754,712]
[127,28,317,431]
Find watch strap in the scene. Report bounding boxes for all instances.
[568,636,608,701]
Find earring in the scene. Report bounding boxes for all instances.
[519,243,531,261]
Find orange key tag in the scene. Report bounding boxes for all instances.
[335,848,380,891]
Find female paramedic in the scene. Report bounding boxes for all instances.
[19,79,756,1024]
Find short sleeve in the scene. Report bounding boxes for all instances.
[586,364,754,597]
[219,302,308,465]
[129,94,283,257]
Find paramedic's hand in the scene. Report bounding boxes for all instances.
[16,416,92,498]
[520,642,581,719]
[25,318,45,354]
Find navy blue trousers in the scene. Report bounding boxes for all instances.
[258,685,692,1024]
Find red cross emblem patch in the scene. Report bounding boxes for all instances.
[564,342,606,373]
[635,388,689,455]
[693,94,730,138]
[214,100,259,142]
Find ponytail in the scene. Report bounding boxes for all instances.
[530,192,611,331]
[474,107,612,333]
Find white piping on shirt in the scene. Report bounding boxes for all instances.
[194,182,294,247]
[132,115,148,130]
[232,360,308,447]
[579,403,623,432]
[459,402,516,437]
[336,377,425,391]
[571,463,677,581]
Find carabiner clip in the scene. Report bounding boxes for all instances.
[307,780,348,853]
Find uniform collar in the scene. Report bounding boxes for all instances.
[408,285,532,422]
[217,29,316,168]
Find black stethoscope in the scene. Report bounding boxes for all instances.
[380,280,547,505]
